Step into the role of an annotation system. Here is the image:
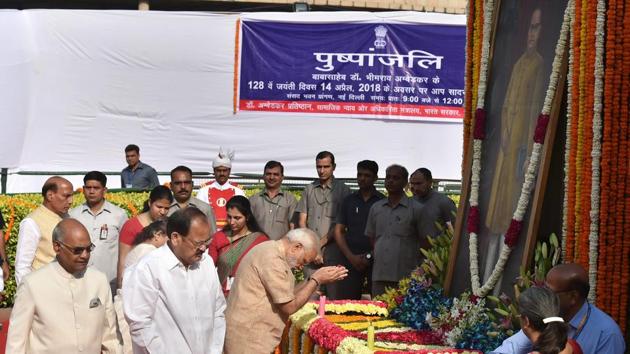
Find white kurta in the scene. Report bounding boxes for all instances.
[122,244,226,354]
[6,261,121,354]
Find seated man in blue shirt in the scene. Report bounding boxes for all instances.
[492,263,625,354]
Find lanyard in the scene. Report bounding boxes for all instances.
[572,303,591,340]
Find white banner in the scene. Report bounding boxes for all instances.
[0,10,464,193]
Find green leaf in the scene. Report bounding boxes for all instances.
[487,295,501,303]
[550,232,559,248]
[495,308,510,316]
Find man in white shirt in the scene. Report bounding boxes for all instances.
[15,176,74,284]
[195,148,245,230]
[70,171,128,294]
[7,218,121,353]
[123,208,226,354]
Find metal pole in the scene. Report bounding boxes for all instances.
[1,168,7,194]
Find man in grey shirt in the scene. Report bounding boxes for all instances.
[168,165,217,235]
[249,161,298,240]
[69,171,128,293]
[120,144,159,190]
[297,151,351,247]
[409,167,456,238]
[297,151,351,281]
[366,164,426,297]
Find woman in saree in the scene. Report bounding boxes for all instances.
[117,185,172,288]
[208,195,268,296]
[115,220,167,354]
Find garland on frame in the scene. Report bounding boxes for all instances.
[466,0,574,297]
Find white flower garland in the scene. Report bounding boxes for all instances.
[468,0,495,296]
[587,0,606,302]
[468,0,574,297]
[562,2,576,262]
[474,0,495,110]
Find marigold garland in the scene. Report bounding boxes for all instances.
[596,0,615,312]
[565,0,582,262]
[611,0,628,326]
[573,1,590,261]
[589,0,630,332]
[618,0,630,329]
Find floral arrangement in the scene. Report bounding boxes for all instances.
[391,277,451,331]
[289,299,482,354]
[388,275,507,353]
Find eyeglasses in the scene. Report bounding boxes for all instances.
[57,240,96,255]
[182,235,212,250]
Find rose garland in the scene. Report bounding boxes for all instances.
[467,0,574,297]
[349,329,442,345]
[609,0,628,329]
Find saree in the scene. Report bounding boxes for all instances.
[211,230,268,295]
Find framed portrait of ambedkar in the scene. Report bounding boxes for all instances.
[446,0,569,297]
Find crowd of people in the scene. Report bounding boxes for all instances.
[0,144,624,354]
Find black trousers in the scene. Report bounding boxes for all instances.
[323,243,370,300]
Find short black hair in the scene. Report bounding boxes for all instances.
[386,164,409,181]
[264,160,284,175]
[167,207,208,238]
[125,144,140,154]
[357,160,378,176]
[316,151,335,165]
[83,171,107,187]
[412,167,433,181]
[170,165,193,179]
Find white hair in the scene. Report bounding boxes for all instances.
[285,228,320,254]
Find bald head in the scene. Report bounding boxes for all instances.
[546,263,589,298]
[42,176,74,216]
[52,218,89,243]
[52,218,92,275]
